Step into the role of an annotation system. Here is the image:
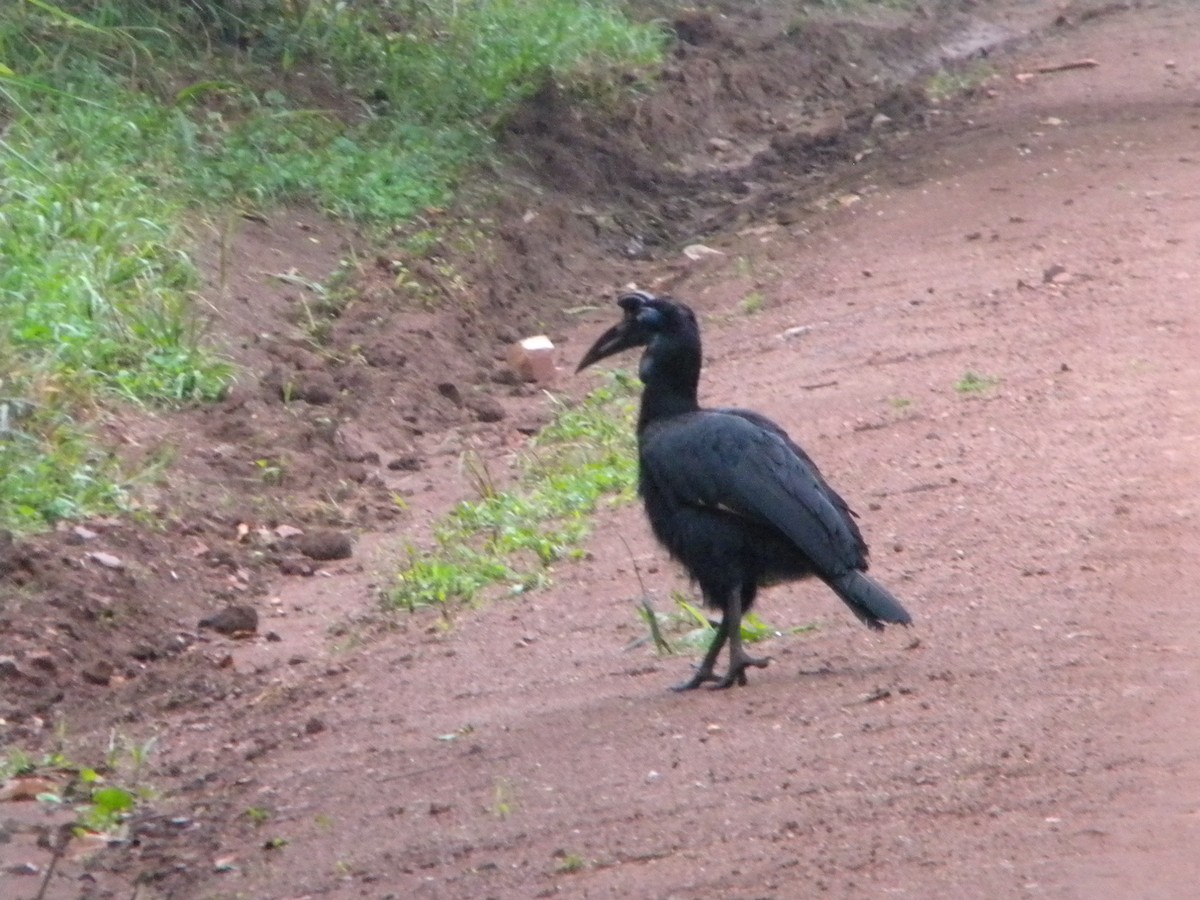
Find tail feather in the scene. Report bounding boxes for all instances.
[826,570,912,631]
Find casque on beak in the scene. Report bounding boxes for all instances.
[576,291,656,372]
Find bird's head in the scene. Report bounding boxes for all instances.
[576,291,698,372]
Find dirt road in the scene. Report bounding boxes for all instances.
[5,2,1200,898]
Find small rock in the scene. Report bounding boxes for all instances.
[86,551,125,570]
[130,644,159,662]
[780,325,813,340]
[436,382,463,405]
[506,335,557,384]
[295,531,353,561]
[1042,263,1069,283]
[304,717,327,735]
[199,605,259,636]
[81,660,114,686]
[387,453,423,472]
[682,244,724,261]
[279,557,315,576]
[707,136,733,153]
[290,372,338,405]
[870,112,893,129]
[0,655,21,679]
[5,862,40,876]
[70,525,100,543]
[466,394,506,423]
[26,651,56,673]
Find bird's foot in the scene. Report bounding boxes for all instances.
[670,666,722,692]
[711,653,772,690]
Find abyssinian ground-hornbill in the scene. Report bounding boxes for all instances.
[578,291,912,691]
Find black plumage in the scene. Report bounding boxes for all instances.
[578,291,912,690]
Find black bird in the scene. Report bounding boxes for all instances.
[578,291,912,691]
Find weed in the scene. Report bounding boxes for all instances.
[490,777,516,819]
[636,591,815,657]
[926,63,995,101]
[385,372,637,610]
[954,370,999,394]
[1,733,155,838]
[245,806,272,826]
[255,457,287,486]
[555,852,587,874]
[890,397,913,409]
[742,291,766,315]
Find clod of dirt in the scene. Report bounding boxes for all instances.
[387,454,423,472]
[198,605,260,636]
[279,557,316,576]
[436,381,463,405]
[0,530,36,580]
[67,525,100,544]
[291,372,339,405]
[466,394,507,423]
[295,531,353,561]
[80,660,114,687]
[86,551,125,570]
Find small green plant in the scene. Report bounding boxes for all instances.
[255,457,287,486]
[490,777,516,819]
[954,370,999,394]
[1,737,151,838]
[555,852,587,874]
[385,372,638,610]
[927,63,995,101]
[635,592,810,657]
[245,806,272,826]
[890,397,913,409]
[741,291,766,315]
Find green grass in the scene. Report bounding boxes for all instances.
[637,592,808,655]
[954,370,999,394]
[0,1,665,531]
[2,1,666,225]
[386,373,639,610]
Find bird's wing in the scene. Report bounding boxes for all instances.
[641,411,866,575]
[718,407,867,527]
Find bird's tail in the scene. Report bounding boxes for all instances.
[825,570,912,631]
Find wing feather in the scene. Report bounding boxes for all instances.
[640,411,865,575]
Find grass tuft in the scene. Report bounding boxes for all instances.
[386,373,639,611]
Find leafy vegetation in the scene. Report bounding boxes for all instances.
[386,373,639,610]
[0,1,665,531]
[1,732,156,839]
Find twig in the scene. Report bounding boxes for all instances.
[617,534,673,654]
[1035,58,1099,74]
[34,823,72,900]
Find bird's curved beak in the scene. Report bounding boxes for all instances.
[576,315,644,372]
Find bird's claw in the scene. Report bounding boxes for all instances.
[710,654,772,690]
[670,666,722,692]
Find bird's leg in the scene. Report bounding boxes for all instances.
[712,587,771,689]
[671,616,729,691]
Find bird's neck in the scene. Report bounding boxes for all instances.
[636,341,701,434]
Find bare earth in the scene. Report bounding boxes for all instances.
[3,1,1200,898]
